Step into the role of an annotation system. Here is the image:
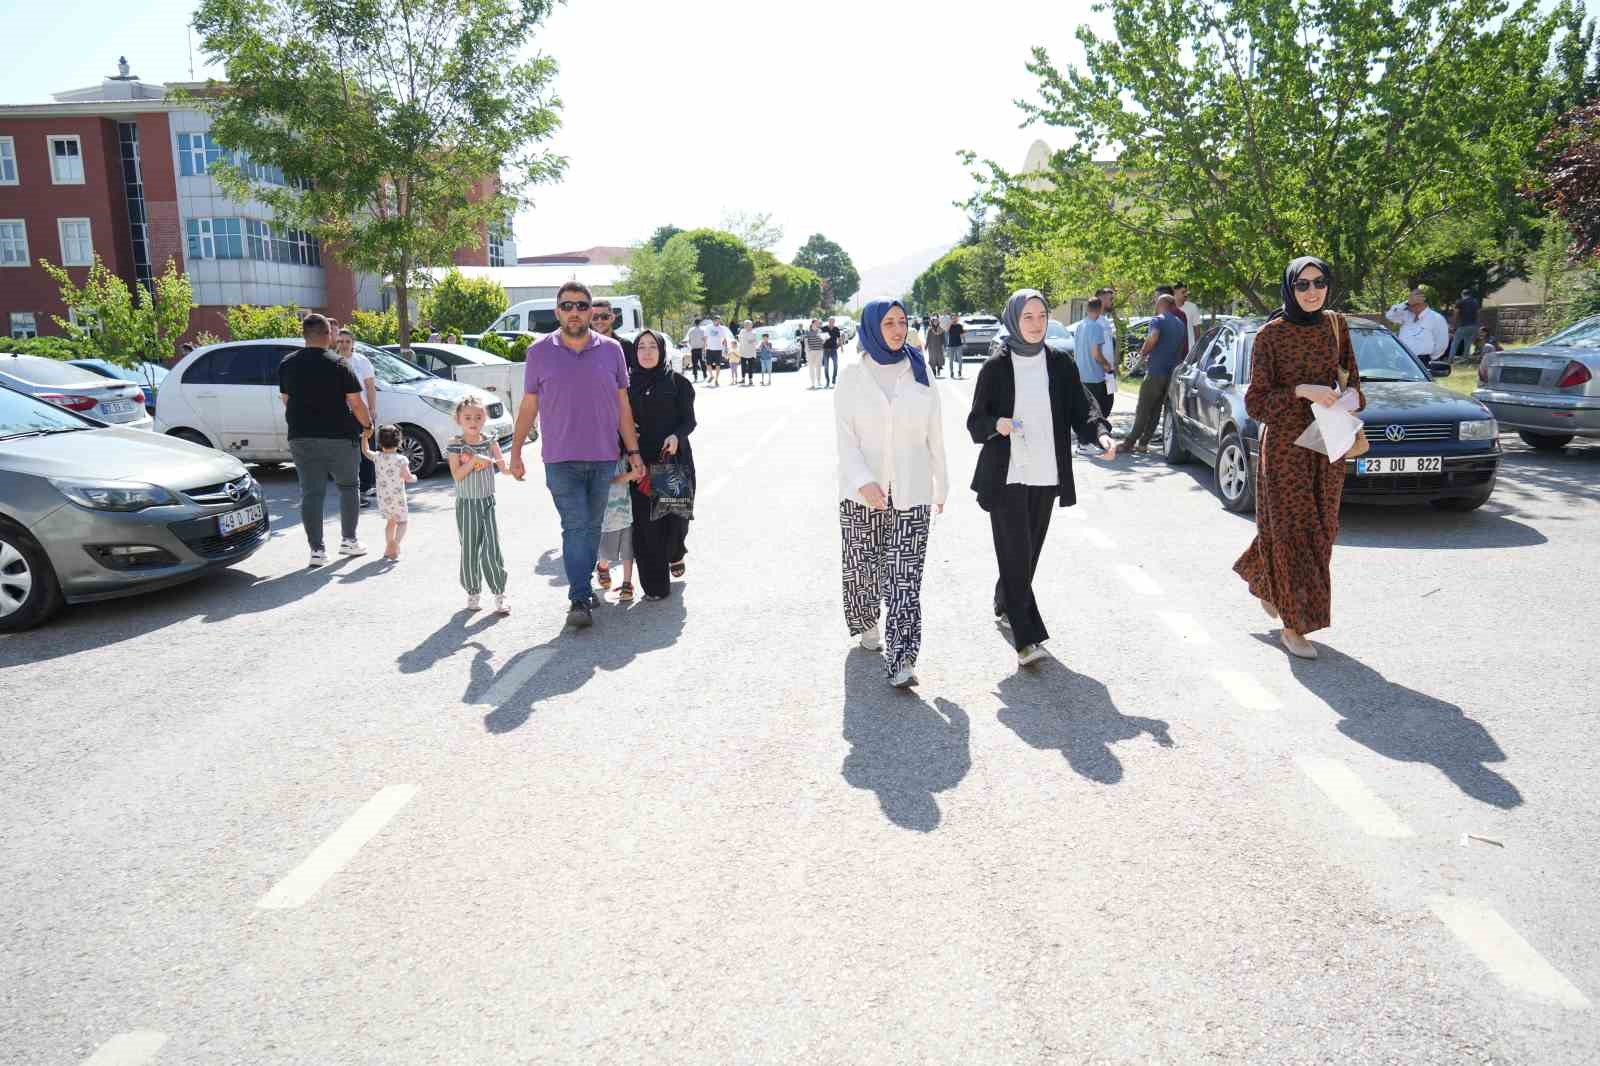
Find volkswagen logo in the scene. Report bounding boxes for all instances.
[1385,425,1406,443]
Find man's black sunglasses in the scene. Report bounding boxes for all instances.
[1292,277,1330,293]
[558,300,592,311]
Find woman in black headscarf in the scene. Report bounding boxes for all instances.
[969,289,1118,669]
[627,330,697,601]
[1233,256,1364,659]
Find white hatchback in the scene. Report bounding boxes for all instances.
[154,338,513,477]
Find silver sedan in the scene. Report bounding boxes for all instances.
[0,384,269,630]
[1475,317,1600,450]
[0,353,153,430]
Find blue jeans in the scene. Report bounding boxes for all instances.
[545,460,615,604]
[823,350,838,385]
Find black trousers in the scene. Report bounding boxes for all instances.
[1077,381,1114,445]
[990,484,1056,649]
[630,485,689,599]
[689,349,704,379]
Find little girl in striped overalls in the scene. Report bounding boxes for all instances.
[446,397,509,614]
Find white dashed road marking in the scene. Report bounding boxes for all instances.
[1212,669,1282,712]
[81,1031,168,1066]
[1296,756,1416,839]
[481,646,556,707]
[1429,896,1592,1009]
[1156,611,1213,646]
[258,785,417,910]
[1115,564,1163,596]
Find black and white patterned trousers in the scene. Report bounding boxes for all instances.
[839,497,932,676]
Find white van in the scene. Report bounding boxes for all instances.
[484,294,645,339]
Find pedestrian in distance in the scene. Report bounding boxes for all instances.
[737,319,761,387]
[595,453,638,602]
[704,315,734,387]
[821,317,843,387]
[278,313,372,566]
[946,314,965,378]
[1385,288,1450,363]
[756,332,776,385]
[446,333,460,345]
[1074,297,1116,452]
[335,327,379,507]
[835,299,948,688]
[969,289,1118,669]
[361,424,416,561]
[1233,256,1364,660]
[805,318,827,389]
[684,318,707,382]
[627,329,696,600]
[1121,293,1186,453]
[925,314,946,377]
[1450,289,1481,362]
[1172,281,1197,355]
[448,396,511,615]
[509,281,647,629]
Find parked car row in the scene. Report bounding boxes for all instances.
[0,354,153,430]
[1474,315,1600,451]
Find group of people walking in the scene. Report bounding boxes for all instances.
[834,261,1362,686]
[683,315,777,388]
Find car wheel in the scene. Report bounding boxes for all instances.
[1161,404,1190,465]
[0,519,64,632]
[1431,493,1492,512]
[1517,430,1575,451]
[167,427,213,449]
[1216,430,1256,513]
[401,425,440,478]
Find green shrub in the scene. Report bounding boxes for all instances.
[227,304,304,340]
[418,270,509,337]
[349,308,399,346]
[0,336,99,360]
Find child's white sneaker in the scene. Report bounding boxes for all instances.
[495,594,510,615]
[466,594,481,611]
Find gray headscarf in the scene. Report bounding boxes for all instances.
[1001,289,1050,357]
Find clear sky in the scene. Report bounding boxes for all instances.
[0,0,1104,272]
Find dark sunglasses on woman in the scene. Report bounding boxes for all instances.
[1292,277,1329,293]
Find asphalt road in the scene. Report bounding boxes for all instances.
[3,356,1598,1065]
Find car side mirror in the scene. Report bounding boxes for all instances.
[1205,364,1233,383]
[1428,361,1452,377]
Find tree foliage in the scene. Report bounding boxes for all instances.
[1536,96,1600,257]
[619,235,705,327]
[192,0,566,343]
[419,269,509,337]
[226,303,305,340]
[349,308,400,346]
[794,233,860,307]
[648,224,685,252]
[973,0,1582,312]
[722,210,784,252]
[680,228,755,311]
[748,251,823,318]
[39,256,193,364]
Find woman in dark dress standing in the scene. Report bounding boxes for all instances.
[969,289,1119,668]
[1233,257,1364,659]
[627,329,697,601]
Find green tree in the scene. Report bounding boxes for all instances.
[227,304,304,340]
[794,233,860,307]
[680,228,756,312]
[748,252,823,318]
[418,269,509,337]
[40,255,193,364]
[722,210,783,252]
[648,224,684,252]
[619,235,705,327]
[974,0,1578,313]
[349,308,400,346]
[192,0,566,345]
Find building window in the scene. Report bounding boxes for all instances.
[488,226,507,267]
[68,308,101,333]
[186,217,214,259]
[176,132,230,177]
[117,122,152,293]
[57,218,93,266]
[0,220,27,267]
[212,217,244,259]
[48,135,85,184]
[0,137,16,185]
[9,312,37,339]
[245,218,269,260]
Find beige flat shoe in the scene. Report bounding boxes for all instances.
[1280,630,1318,660]
[1259,597,1280,621]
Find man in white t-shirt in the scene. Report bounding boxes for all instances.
[337,327,379,505]
[703,315,735,387]
[683,319,707,381]
[1385,289,1450,362]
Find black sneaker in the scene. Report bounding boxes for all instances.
[567,600,594,628]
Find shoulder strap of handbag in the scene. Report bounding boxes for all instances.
[1329,311,1349,386]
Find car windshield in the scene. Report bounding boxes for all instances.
[1541,317,1600,347]
[1046,321,1070,339]
[1352,330,1429,382]
[0,386,93,435]
[73,361,128,381]
[0,356,103,387]
[359,344,432,384]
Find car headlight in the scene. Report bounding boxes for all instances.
[50,477,179,511]
[420,394,460,416]
[1458,418,1498,441]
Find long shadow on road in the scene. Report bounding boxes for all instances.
[1260,635,1524,809]
[996,660,1175,785]
[840,652,970,833]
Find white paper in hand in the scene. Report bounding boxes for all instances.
[1294,389,1364,462]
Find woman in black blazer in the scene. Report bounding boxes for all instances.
[968,290,1119,667]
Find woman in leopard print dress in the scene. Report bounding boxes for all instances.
[1233,256,1364,660]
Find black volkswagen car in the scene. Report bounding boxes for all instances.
[1160,318,1502,512]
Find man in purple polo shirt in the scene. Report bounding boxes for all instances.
[510,282,646,628]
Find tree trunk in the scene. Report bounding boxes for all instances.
[396,254,412,346]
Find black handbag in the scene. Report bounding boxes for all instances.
[646,460,694,521]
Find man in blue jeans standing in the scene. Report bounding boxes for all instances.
[510,282,646,628]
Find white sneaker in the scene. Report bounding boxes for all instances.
[494,594,510,615]
[858,628,883,651]
[889,664,917,688]
[1018,643,1050,667]
[308,548,328,567]
[339,539,367,557]
[466,594,481,611]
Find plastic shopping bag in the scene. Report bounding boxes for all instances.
[1294,388,1364,462]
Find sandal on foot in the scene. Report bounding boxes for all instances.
[618,582,634,602]
[670,560,686,578]
[1280,630,1318,660]
[596,565,612,590]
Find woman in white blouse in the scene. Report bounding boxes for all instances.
[835,299,949,688]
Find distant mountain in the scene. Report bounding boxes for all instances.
[849,242,957,305]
